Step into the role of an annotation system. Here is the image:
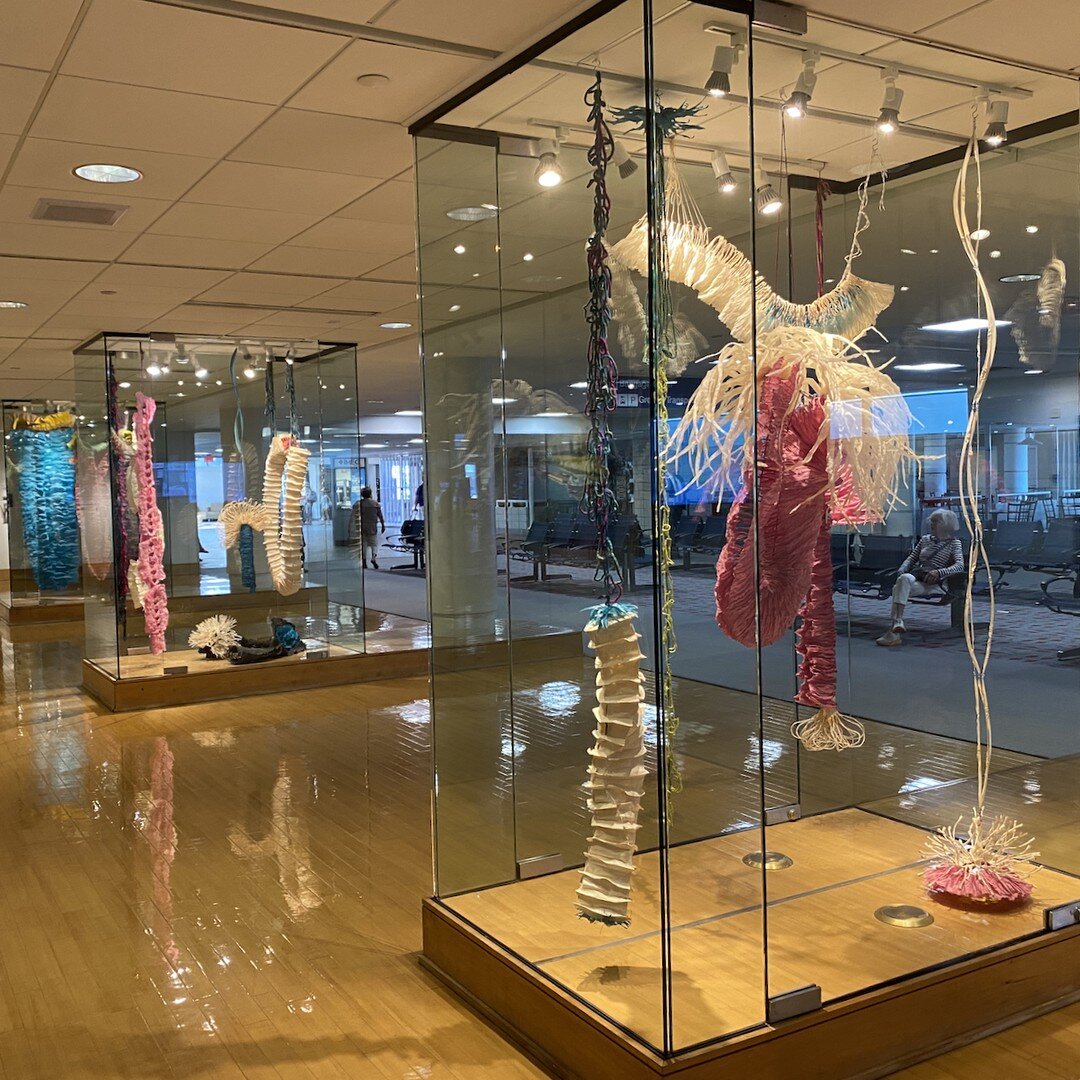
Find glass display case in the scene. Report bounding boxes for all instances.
[413,0,1079,1073]
[0,399,83,621]
[73,333,428,709]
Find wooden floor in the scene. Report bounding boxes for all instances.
[0,622,1077,1079]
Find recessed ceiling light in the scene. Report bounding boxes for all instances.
[1025,224,1038,234]
[355,73,390,87]
[453,243,466,254]
[448,304,461,312]
[243,366,256,379]
[395,409,422,416]
[999,273,1040,283]
[380,321,412,329]
[569,381,588,389]
[446,206,498,222]
[900,248,916,255]
[0,300,28,309]
[146,362,162,377]
[920,318,1011,332]
[522,252,534,262]
[929,248,939,254]
[989,250,1001,258]
[492,397,517,405]
[119,381,131,389]
[969,228,990,241]
[893,362,964,371]
[194,366,208,379]
[899,285,910,292]
[74,163,142,184]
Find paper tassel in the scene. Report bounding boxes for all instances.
[133,393,169,654]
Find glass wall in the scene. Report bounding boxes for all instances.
[417,0,1079,1059]
[72,334,389,682]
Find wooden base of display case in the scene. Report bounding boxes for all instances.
[0,595,84,626]
[83,626,584,712]
[422,809,1080,1080]
[127,584,329,622]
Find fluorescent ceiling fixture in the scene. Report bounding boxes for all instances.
[969,228,990,241]
[1024,368,1043,375]
[893,362,963,372]
[900,248,916,255]
[380,321,412,329]
[1000,273,1040,283]
[538,410,569,417]
[1025,224,1039,234]
[408,437,424,444]
[569,381,588,389]
[446,206,498,221]
[74,163,142,183]
[921,318,1010,332]
[0,300,28,309]
[361,442,388,448]
[492,397,516,405]
[395,409,422,416]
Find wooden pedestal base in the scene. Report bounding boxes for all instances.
[422,810,1080,1080]
[0,595,84,626]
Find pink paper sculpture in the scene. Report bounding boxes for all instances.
[133,392,169,654]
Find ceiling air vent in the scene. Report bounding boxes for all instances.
[31,198,128,226]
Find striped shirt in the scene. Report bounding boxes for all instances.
[899,535,964,578]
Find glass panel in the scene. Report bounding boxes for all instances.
[753,10,1080,1014]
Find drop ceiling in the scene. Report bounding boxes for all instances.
[0,0,1075,414]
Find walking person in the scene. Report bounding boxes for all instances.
[357,486,386,570]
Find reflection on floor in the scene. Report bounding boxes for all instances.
[448,809,1080,1051]
[0,622,1076,1079]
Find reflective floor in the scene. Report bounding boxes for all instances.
[0,623,1076,1078]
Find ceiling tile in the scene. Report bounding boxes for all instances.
[0,339,25,361]
[7,138,217,201]
[62,0,346,105]
[240,0,387,17]
[0,0,83,70]
[144,305,274,334]
[119,234,276,271]
[229,109,412,179]
[0,221,130,260]
[148,202,322,245]
[0,134,16,174]
[372,0,584,52]
[71,280,200,307]
[363,253,418,281]
[336,179,416,224]
[0,65,48,137]
[93,264,231,292]
[0,256,102,285]
[289,216,414,254]
[61,297,186,320]
[0,184,171,233]
[0,377,50,397]
[287,39,482,123]
[195,271,346,306]
[186,160,378,216]
[248,245,391,278]
[306,280,417,312]
[32,77,273,157]
[33,316,105,338]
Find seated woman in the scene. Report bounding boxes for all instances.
[876,509,964,647]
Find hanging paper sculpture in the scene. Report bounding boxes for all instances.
[923,132,1036,903]
[218,434,310,596]
[575,74,649,928]
[622,145,914,752]
[132,392,169,654]
[9,412,80,591]
[1007,255,1067,369]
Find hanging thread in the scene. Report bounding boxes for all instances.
[264,356,276,432]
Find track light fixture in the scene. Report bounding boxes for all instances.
[983,98,1009,147]
[534,136,564,188]
[706,44,735,97]
[782,51,818,119]
[877,69,903,134]
[754,165,783,216]
[711,151,737,194]
[612,139,638,179]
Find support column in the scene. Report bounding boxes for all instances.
[1002,429,1030,494]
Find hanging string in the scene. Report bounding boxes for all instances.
[264,355,276,433]
[814,178,831,298]
[579,71,622,605]
[284,355,299,441]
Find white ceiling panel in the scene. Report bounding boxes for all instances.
[63,0,346,105]
[240,0,388,19]
[61,297,186,320]
[144,305,276,334]
[303,280,417,312]
[0,0,83,70]
[186,160,378,216]
[0,221,131,260]
[0,184,171,233]
[195,271,346,306]
[229,110,413,179]
[288,216,415,255]
[0,256,102,285]
[249,245,391,278]
[800,0,983,30]
[118,234,276,270]
[0,134,16,175]
[0,377,50,397]
[373,0,585,52]
[71,280,200,307]
[0,338,25,361]
[337,179,415,224]
[0,65,49,137]
[93,264,231,292]
[32,77,274,157]
[362,253,417,281]
[7,138,217,201]
[148,201,322,245]
[288,39,482,123]
[33,316,106,338]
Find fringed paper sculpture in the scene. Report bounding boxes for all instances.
[218,435,310,596]
[577,603,647,926]
[574,75,650,927]
[8,413,80,591]
[133,393,169,654]
[188,614,241,659]
[1037,255,1066,346]
[1007,255,1067,368]
[922,131,1037,904]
